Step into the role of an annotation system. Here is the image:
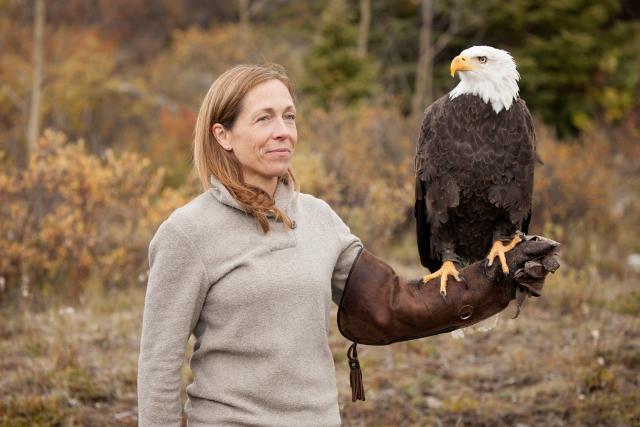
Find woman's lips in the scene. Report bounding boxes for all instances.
[266,148,292,157]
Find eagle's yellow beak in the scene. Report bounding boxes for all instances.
[450,55,475,77]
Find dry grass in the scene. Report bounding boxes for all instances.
[1,259,639,426]
[0,290,142,426]
[332,264,640,427]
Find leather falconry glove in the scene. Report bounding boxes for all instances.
[337,234,561,402]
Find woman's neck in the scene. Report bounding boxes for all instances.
[244,174,278,198]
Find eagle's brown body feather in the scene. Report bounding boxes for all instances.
[415,94,536,273]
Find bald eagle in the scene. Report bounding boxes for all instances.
[415,46,536,299]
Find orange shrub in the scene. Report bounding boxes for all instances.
[532,124,639,271]
[297,102,415,252]
[0,130,194,303]
[533,126,616,230]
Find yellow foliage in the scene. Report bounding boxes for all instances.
[0,130,192,301]
[297,102,415,251]
[148,24,302,107]
[532,124,640,271]
[534,126,615,230]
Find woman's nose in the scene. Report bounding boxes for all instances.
[272,118,292,139]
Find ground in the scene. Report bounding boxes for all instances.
[1,265,639,426]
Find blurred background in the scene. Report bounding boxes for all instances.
[1,0,639,425]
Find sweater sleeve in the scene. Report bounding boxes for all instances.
[137,220,209,427]
[327,207,363,306]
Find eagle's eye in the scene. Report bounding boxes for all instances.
[478,56,487,63]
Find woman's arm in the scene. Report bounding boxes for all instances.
[337,235,560,345]
[138,221,209,427]
[325,204,363,306]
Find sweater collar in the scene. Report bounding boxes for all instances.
[208,175,298,219]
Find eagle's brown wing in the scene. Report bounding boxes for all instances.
[520,100,536,235]
[414,97,448,273]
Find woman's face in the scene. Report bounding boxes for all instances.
[213,79,297,194]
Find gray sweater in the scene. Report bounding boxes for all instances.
[137,176,362,426]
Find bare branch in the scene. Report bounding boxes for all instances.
[412,0,434,116]
[238,0,250,29]
[27,0,45,154]
[432,0,462,58]
[357,0,371,57]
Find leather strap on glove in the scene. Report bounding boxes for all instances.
[337,235,560,401]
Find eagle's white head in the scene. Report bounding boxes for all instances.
[449,46,520,114]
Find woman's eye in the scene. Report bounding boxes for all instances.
[257,115,270,122]
[478,56,487,63]
[285,114,296,120]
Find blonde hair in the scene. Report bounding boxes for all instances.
[193,64,298,233]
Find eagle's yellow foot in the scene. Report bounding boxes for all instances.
[421,260,464,300]
[486,233,523,273]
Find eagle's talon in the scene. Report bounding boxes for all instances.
[422,260,463,298]
[440,291,447,302]
[486,233,523,275]
[483,259,492,275]
[458,274,469,289]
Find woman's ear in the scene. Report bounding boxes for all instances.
[211,123,233,151]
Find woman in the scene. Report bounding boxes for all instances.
[137,64,362,427]
[137,63,559,426]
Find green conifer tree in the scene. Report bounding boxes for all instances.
[302,0,379,108]
[475,0,640,137]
